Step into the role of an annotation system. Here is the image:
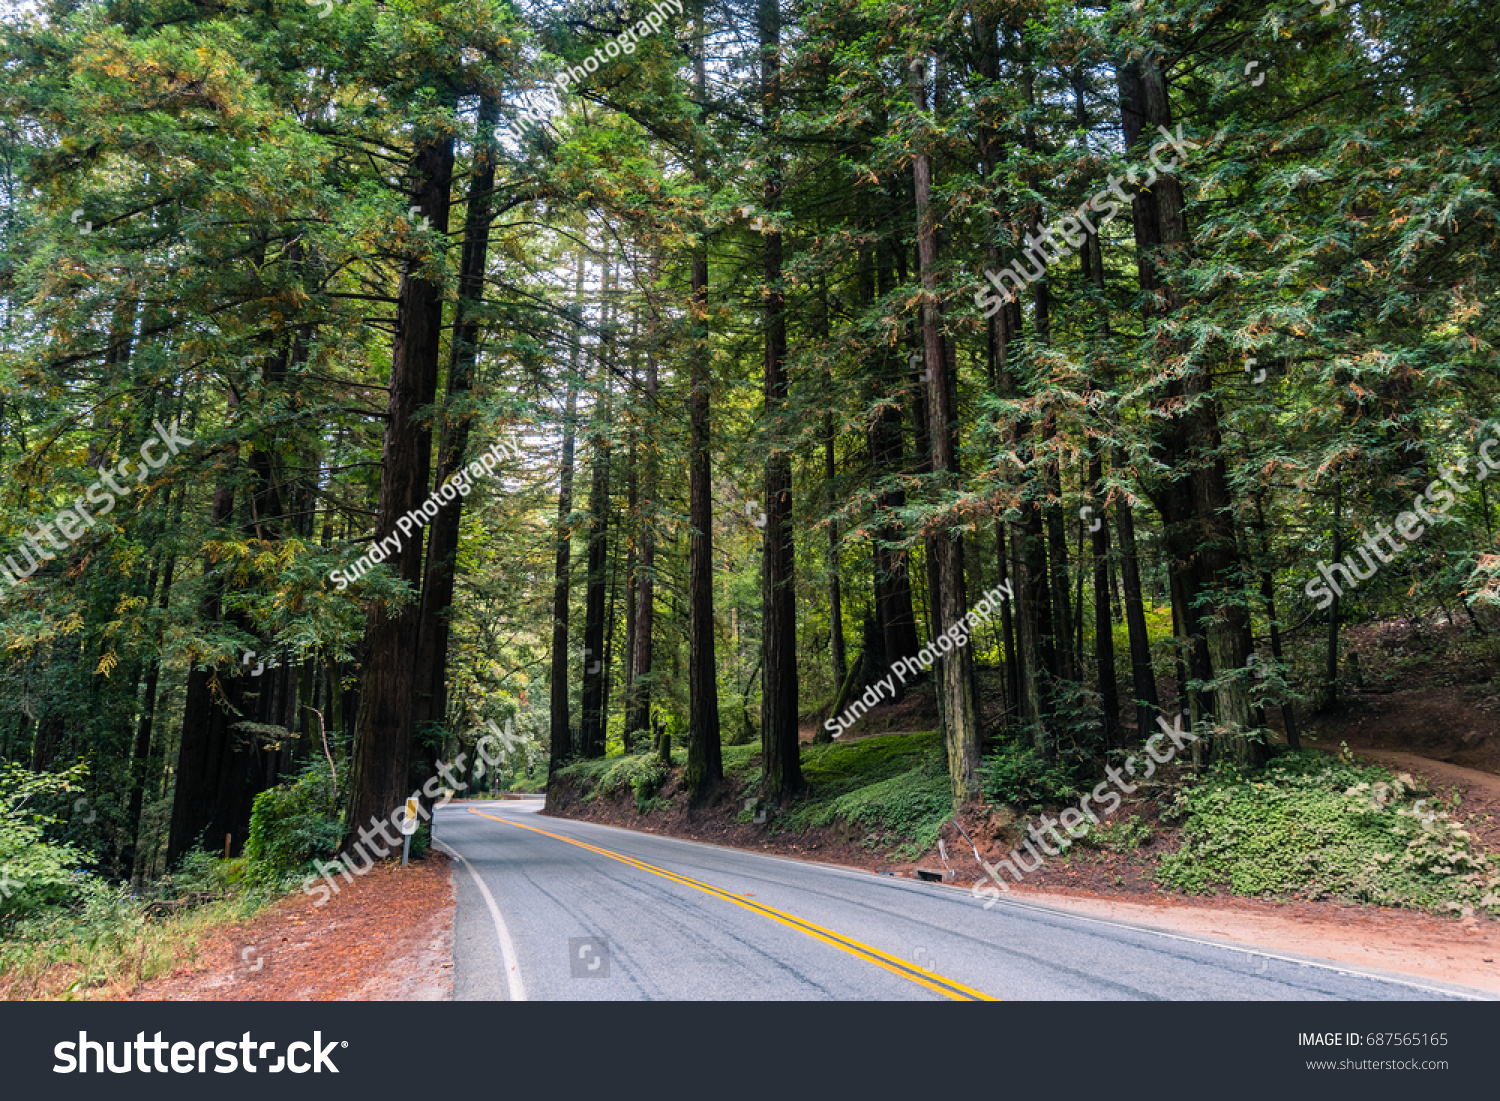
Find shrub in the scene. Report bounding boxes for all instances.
[811,757,952,858]
[1081,814,1153,852]
[0,762,94,927]
[1157,752,1500,914]
[243,763,342,881]
[160,849,248,898]
[981,743,1082,809]
[554,753,675,812]
[591,755,671,808]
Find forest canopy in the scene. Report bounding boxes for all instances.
[0,0,1496,889]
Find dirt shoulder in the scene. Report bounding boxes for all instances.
[995,885,1500,994]
[125,854,455,1001]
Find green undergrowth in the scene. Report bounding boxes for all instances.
[555,751,682,813]
[244,763,342,883]
[553,733,952,858]
[1157,752,1500,915]
[722,743,762,784]
[980,743,1084,810]
[0,850,277,999]
[1080,813,1154,853]
[776,732,950,859]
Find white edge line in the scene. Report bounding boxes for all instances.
[434,839,529,1002]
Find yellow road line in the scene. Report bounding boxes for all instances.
[465,806,997,1002]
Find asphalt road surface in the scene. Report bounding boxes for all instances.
[434,798,1488,1002]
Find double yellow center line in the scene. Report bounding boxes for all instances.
[465,807,996,1002]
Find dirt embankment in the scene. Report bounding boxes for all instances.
[126,855,455,1001]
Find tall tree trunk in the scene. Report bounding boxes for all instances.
[1324,480,1343,712]
[868,242,921,681]
[988,193,1052,748]
[125,482,182,880]
[1043,424,1075,683]
[759,0,800,800]
[1088,451,1121,746]
[414,93,498,755]
[823,412,846,692]
[168,411,254,863]
[976,19,1019,722]
[911,55,979,807]
[622,330,640,754]
[1016,498,1052,749]
[818,276,847,700]
[344,109,455,848]
[993,522,1018,719]
[1254,493,1301,749]
[580,254,614,759]
[625,342,658,745]
[1113,470,1159,736]
[549,258,586,779]
[601,521,621,749]
[1118,52,1257,763]
[684,0,722,797]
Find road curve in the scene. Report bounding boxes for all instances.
[434,798,1488,1002]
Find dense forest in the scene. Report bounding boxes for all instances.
[0,0,1497,905]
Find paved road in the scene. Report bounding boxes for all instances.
[434,799,1488,1002]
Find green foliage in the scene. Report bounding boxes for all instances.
[3,0,1500,925]
[981,743,1083,809]
[629,762,670,813]
[243,763,342,882]
[781,733,952,858]
[558,752,672,813]
[1037,680,1108,757]
[0,883,267,999]
[1157,753,1500,914]
[721,743,762,779]
[160,850,248,898]
[0,762,95,926]
[1082,814,1154,853]
[504,761,550,793]
[408,823,431,860]
[797,731,940,792]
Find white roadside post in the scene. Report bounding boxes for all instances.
[399,797,418,865]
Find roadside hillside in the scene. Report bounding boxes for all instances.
[548,617,1500,929]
